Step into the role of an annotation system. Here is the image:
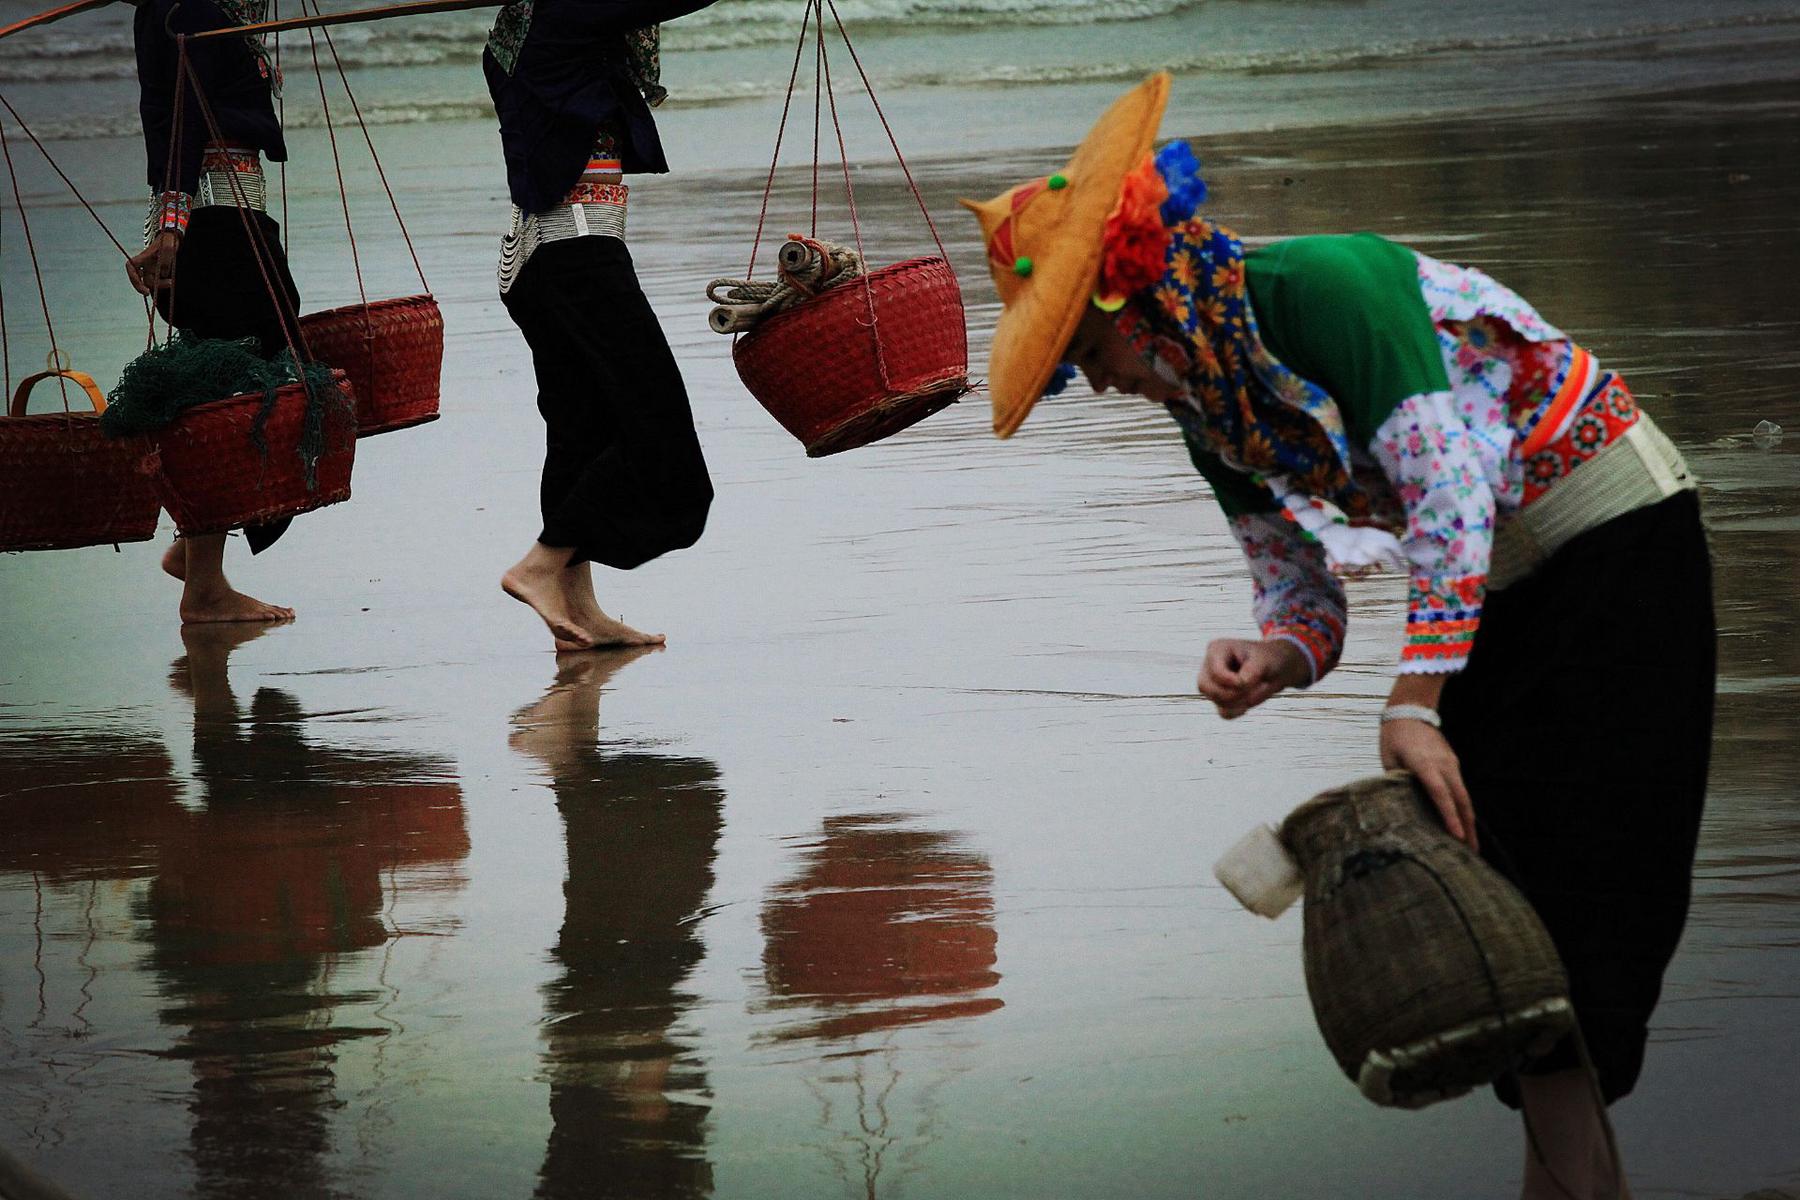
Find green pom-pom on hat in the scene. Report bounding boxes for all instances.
[1047,173,1069,190]
[1013,255,1034,277]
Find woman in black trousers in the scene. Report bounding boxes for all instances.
[485,0,718,651]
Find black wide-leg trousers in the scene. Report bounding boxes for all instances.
[500,236,713,570]
[1440,491,1715,1108]
[155,207,303,554]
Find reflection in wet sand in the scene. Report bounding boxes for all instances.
[759,815,1003,1199]
[148,625,470,1199]
[509,652,721,1200]
[0,626,469,1199]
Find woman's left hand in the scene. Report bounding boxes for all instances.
[1380,717,1478,852]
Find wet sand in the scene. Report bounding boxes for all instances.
[2,82,1798,1198]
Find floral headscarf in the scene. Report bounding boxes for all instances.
[1100,143,1370,522]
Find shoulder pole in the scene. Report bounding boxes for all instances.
[189,0,500,40]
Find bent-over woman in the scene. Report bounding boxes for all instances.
[962,74,1712,1199]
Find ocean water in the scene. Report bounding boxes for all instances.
[2,0,1799,150]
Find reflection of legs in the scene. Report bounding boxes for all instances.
[165,533,295,624]
[508,647,660,776]
[169,622,272,726]
[1519,1072,1630,1200]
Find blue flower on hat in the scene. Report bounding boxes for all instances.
[1155,141,1208,225]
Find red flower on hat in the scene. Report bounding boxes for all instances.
[1097,156,1172,304]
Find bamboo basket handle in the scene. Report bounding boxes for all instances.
[9,355,105,417]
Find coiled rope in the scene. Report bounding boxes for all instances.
[705,234,863,334]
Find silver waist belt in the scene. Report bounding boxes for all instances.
[1490,414,1695,591]
[195,166,266,212]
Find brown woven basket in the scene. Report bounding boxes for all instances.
[298,293,443,438]
[144,370,358,536]
[1281,772,1574,1109]
[0,366,160,552]
[733,256,969,457]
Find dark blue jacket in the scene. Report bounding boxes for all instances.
[484,0,719,216]
[136,0,287,195]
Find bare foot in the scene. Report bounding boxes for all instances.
[561,563,666,649]
[180,584,296,624]
[161,539,187,582]
[502,546,598,650]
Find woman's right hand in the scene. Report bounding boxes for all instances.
[126,231,181,296]
[1198,637,1310,719]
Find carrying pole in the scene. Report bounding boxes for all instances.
[0,0,119,45]
[190,0,498,40]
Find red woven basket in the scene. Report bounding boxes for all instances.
[298,293,444,438]
[0,367,161,552]
[733,257,969,457]
[145,370,358,536]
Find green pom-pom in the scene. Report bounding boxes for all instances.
[1047,173,1068,190]
[1013,255,1034,277]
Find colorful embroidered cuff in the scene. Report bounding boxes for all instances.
[1263,610,1344,685]
[1401,573,1485,673]
[154,191,191,237]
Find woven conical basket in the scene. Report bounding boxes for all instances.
[1281,772,1574,1108]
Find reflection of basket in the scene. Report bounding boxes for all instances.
[145,370,357,535]
[734,257,968,457]
[299,293,444,437]
[1283,773,1574,1109]
[0,364,161,551]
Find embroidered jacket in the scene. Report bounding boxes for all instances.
[483,0,720,216]
[135,0,285,212]
[1197,234,1640,679]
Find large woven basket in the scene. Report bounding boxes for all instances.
[144,370,358,536]
[1282,773,1574,1109]
[0,366,160,552]
[298,293,443,437]
[733,257,969,457]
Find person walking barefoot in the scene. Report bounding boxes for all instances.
[130,0,301,624]
[485,1,721,652]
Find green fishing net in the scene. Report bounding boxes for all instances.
[102,334,350,488]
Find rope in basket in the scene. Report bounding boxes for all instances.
[706,235,863,334]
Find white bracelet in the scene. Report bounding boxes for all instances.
[1381,703,1441,728]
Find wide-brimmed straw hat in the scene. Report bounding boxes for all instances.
[960,72,1170,438]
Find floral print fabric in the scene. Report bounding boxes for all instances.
[1227,513,1346,684]
[1223,251,1640,676]
[1117,217,1371,521]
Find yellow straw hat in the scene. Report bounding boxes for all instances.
[960,72,1170,439]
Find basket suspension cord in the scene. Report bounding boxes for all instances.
[2,163,10,402]
[176,37,311,369]
[813,5,890,390]
[0,120,72,420]
[304,1,430,295]
[744,0,818,284]
[0,90,159,391]
[274,0,289,252]
[301,3,371,322]
[821,0,948,264]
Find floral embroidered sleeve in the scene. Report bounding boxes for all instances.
[1227,512,1347,685]
[1369,390,1497,674]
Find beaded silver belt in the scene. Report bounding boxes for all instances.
[497,184,628,295]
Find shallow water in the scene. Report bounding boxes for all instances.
[1,78,1798,1198]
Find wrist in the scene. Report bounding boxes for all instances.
[1265,636,1314,690]
[1380,703,1442,729]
